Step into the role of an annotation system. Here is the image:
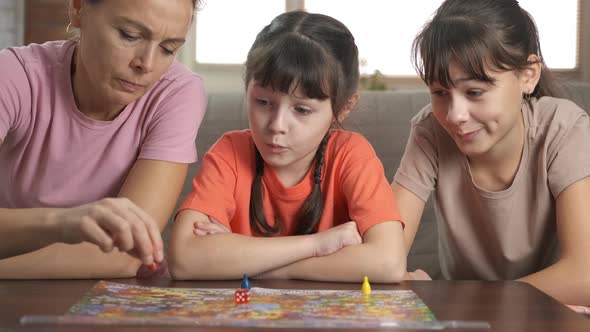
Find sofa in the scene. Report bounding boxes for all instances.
[168,81,590,279]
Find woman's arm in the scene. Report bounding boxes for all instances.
[256,221,406,283]
[519,176,590,306]
[168,209,362,280]
[0,159,186,278]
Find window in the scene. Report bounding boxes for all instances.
[195,0,285,64]
[192,0,584,81]
[519,0,578,69]
[306,0,579,74]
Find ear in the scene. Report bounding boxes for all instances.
[520,54,542,95]
[68,0,83,28]
[336,93,360,123]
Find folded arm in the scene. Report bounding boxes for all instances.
[518,177,590,306]
[168,209,363,280]
[257,221,406,283]
[0,160,186,278]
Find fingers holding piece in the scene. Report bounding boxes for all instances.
[127,200,164,261]
[78,216,114,253]
[91,203,135,253]
[94,198,160,265]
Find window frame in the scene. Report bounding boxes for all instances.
[180,0,590,90]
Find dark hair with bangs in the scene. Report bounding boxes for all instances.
[412,0,561,100]
[245,10,359,236]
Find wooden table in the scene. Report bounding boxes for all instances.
[1,279,588,331]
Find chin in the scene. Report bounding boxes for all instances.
[461,146,492,158]
[115,92,143,106]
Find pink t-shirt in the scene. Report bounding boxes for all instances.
[0,40,207,208]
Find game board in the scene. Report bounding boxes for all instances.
[21,281,445,329]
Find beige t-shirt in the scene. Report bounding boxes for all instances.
[395,97,590,280]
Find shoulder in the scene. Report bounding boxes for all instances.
[0,47,26,84]
[0,40,73,92]
[139,60,207,111]
[325,130,377,163]
[209,130,254,156]
[408,103,443,139]
[531,97,589,137]
[410,103,437,128]
[203,130,255,176]
[158,60,205,90]
[406,103,447,147]
[3,40,72,67]
[328,129,371,149]
[534,97,587,123]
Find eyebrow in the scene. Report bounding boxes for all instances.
[252,83,320,101]
[115,17,186,43]
[453,76,479,83]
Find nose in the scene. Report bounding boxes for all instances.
[267,106,288,134]
[130,45,156,74]
[446,98,469,125]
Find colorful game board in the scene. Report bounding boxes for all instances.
[21,281,445,329]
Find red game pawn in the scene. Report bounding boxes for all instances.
[234,289,250,304]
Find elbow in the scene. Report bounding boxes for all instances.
[168,235,212,281]
[388,255,407,283]
[167,242,193,281]
[169,264,188,281]
[374,254,407,284]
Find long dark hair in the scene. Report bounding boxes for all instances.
[412,0,561,100]
[245,11,359,236]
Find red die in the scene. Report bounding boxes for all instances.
[234,289,250,304]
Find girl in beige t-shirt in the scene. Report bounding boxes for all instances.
[393,0,590,312]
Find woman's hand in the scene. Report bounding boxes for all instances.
[48,197,164,265]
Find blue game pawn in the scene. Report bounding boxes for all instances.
[241,273,251,290]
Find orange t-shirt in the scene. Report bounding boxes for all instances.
[179,129,402,236]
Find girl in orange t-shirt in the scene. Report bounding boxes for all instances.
[168,11,405,282]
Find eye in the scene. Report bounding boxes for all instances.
[294,106,313,115]
[466,89,484,97]
[430,89,448,97]
[255,98,270,106]
[119,30,140,41]
[161,46,175,55]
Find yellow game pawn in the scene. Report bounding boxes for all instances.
[361,276,371,295]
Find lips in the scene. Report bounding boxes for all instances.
[117,78,145,92]
[267,143,288,153]
[455,128,482,142]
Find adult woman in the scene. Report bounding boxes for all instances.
[0,0,205,278]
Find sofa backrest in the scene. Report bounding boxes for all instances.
[172,81,590,279]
